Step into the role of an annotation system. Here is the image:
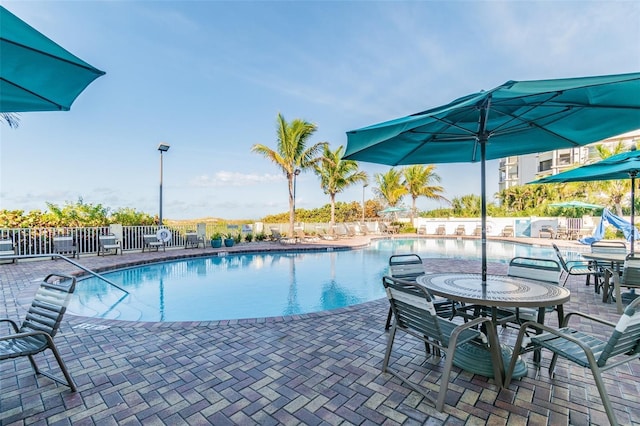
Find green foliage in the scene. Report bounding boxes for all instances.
[244,233,253,242]
[0,200,155,228]
[255,232,267,241]
[210,232,223,240]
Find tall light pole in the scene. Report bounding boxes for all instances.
[158,143,170,226]
[293,168,301,224]
[362,183,369,221]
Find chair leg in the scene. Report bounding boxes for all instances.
[382,325,397,372]
[43,344,77,391]
[590,366,619,426]
[385,307,393,330]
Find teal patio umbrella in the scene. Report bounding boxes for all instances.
[549,201,605,209]
[344,72,640,284]
[532,148,640,253]
[0,6,105,112]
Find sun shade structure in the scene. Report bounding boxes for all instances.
[549,201,605,209]
[344,72,640,284]
[0,6,105,112]
[532,148,640,253]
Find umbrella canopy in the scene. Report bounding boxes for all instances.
[0,6,105,112]
[549,201,605,209]
[531,149,640,252]
[344,72,640,284]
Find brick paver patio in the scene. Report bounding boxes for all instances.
[1,237,639,425]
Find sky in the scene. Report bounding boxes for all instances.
[1,1,639,221]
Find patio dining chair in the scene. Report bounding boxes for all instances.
[0,273,77,391]
[384,254,458,330]
[608,253,640,314]
[504,296,640,426]
[590,240,627,293]
[184,231,204,249]
[552,243,600,287]
[501,257,563,326]
[382,276,503,411]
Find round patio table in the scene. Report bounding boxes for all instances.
[416,273,570,383]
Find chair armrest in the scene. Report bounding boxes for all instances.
[561,311,617,328]
[516,320,599,358]
[0,318,20,333]
[566,260,596,270]
[0,329,54,344]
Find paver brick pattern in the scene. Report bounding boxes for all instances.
[1,237,640,425]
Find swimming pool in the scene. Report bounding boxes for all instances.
[68,239,586,322]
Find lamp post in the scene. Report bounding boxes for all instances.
[362,183,368,221]
[293,168,301,224]
[157,143,170,226]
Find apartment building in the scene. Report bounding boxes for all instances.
[498,129,640,192]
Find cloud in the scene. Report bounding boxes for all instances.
[190,171,284,187]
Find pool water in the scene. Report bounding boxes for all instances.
[68,239,586,322]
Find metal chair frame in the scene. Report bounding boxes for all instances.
[505,296,640,426]
[0,273,77,391]
[382,276,503,411]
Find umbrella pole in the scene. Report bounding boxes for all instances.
[481,138,487,285]
[631,174,636,255]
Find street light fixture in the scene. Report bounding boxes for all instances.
[293,168,301,224]
[362,183,369,221]
[157,143,170,226]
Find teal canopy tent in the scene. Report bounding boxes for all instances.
[344,73,640,284]
[532,148,640,253]
[0,6,105,112]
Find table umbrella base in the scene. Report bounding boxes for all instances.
[453,342,527,379]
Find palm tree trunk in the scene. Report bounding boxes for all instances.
[289,176,295,237]
[330,193,336,230]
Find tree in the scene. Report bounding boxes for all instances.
[594,142,630,216]
[0,113,19,128]
[314,145,368,228]
[373,168,407,209]
[402,165,448,224]
[252,113,327,236]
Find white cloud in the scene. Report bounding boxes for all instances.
[190,171,284,187]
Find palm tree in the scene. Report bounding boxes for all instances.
[314,145,368,228]
[374,168,407,209]
[252,113,327,236]
[1,113,19,128]
[402,165,448,224]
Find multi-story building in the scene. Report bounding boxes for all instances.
[498,129,640,192]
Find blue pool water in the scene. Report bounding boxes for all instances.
[68,239,586,322]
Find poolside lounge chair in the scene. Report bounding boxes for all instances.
[0,239,16,263]
[505,296,640,426]
[538,225,556,239]
[271,229,296,244]
[142,234,165,252]
[295,227,319,242]
[473,225,482,236]
[501,225,514,237]
[184,231,204,249]
[435,224,446,236]
[417,224,427,235]
[382,276,503,411]
[454,224,466,236]
[98,234,122,256]
[315,226,336,240]
[52,236,78,259]
[0,273,77,391]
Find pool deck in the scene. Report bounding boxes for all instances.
[1,235,639,425]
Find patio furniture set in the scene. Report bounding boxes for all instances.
[381,250,640,425]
